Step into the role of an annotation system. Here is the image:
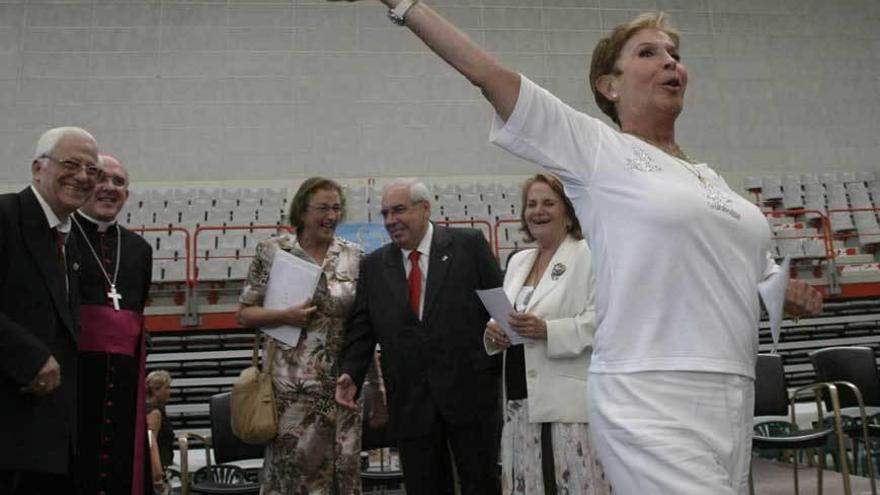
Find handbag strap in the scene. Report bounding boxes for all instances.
[252,333,276,373]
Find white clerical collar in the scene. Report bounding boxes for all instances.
[77,209,117,233]
[30,185,70,234]
[402,222,434,259]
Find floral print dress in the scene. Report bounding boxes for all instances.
[239,233,363,495]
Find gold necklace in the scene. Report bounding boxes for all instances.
[624,131,708,186]
[669,154,709,186]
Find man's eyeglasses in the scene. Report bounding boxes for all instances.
[380,201,423,219]
[42,155,102,179]
[308,204,343,215]
[102,173,128,188]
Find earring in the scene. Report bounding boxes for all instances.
[610,93,618,101]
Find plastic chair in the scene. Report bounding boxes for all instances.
[179,392,263,495]
[750,354,852,495]
[810,346,880,492]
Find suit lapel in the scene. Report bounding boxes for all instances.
[505,249,537,303]
[20,188,76,338]
[525,236,577,313]
[422,224,452,322]
[381,243,411,316]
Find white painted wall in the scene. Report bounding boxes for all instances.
[0,0,878,191]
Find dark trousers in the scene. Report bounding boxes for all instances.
[0,470,75,495]
[398,405,501,495]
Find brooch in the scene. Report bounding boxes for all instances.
[625,145,663,173]
[550,262,566,280]
[72,262,80,272]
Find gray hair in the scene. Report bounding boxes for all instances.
[381,177,432,204]
[33,126,97,162]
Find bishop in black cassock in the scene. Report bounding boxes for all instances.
[73,155,153,495]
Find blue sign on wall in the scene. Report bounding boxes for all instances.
[336,223,390,254]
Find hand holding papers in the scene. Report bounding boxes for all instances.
[758,256,790,353]
[262,250,323,346]
[476,288,527,346]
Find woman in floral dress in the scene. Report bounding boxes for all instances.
[238,177,364,495]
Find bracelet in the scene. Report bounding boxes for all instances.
[388,0,420,26]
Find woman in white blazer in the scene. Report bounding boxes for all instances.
[484,173,609,495]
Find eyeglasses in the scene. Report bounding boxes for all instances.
[380,201,423,219]
[42,155,102,179]
[101,173,127,188]
[308,203,343,215]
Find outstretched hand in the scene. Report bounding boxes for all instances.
[784,279,823,317]
[336,373,359,411]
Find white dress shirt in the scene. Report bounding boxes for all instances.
[401,222,433,319]
[31,185,71,292]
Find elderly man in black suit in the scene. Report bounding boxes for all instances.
[336,178,503,495]
[0,127,100,494]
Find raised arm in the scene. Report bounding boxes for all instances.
[339,0,521,121]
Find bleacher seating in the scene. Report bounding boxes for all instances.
[124,178,534,295]
[146,331,256,434]
[760,298,880,390]
[748,171,880,288]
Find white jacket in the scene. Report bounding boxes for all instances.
[485,235,596,423]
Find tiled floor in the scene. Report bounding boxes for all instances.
[171,452,877,494]
[752,457,876,495]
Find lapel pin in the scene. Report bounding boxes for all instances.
[441,255,449,261]
[72,262,80,272]
[550,262,566,280]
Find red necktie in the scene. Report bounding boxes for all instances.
[408,250,422,318]
[54,228,66,266]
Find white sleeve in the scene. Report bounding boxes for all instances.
[545,310,596,359]
[489,74,605,189]
[761,251,780,281]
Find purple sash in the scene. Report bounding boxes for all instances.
[78,304,147,495]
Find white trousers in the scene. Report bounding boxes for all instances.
[587,371,754,495]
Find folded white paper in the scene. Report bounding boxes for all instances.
[758,255,791,353]
[262,249,322,347]
[476,287,527,346]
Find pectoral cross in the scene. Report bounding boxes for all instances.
[108,284,122,311]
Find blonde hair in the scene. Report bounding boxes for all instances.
[589,12,680,126]
[146,370,172,398]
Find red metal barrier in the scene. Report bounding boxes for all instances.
[129,226,193,286]
[192,224,293,282]
[764,209,835,262]
[493,218,540,268]
[435,219,494,251]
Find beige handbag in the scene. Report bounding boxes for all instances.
[230,334,278,445]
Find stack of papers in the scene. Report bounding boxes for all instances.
[262,249,322,346]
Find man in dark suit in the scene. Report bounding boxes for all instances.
[336,178,503,495]
[0,127,100,494]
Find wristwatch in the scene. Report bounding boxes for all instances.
[388,0,420,26]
